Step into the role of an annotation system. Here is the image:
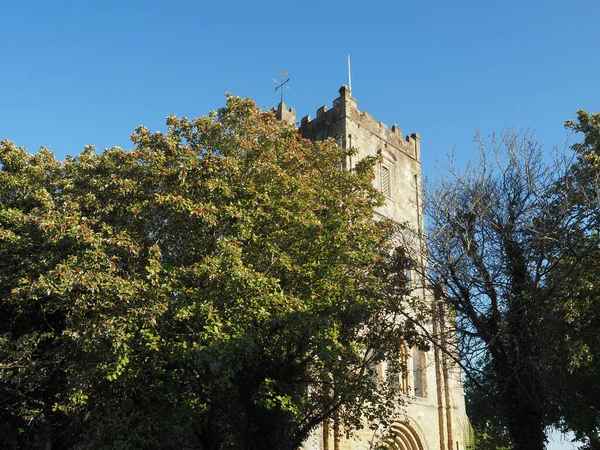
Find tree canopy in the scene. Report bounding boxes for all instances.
[0,96,418,449]
[553,110,600,448]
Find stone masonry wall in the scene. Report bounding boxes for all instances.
[294,87,469,450]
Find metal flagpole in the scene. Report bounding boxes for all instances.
[347,54,352,93]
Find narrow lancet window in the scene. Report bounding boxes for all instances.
[381,165,391,197]
[412,348,427,398]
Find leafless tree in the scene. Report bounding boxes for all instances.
[419,128,584,450]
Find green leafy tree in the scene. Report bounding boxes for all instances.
[464,359,514,450]
[553,110,600,449]
[0,96,417,449]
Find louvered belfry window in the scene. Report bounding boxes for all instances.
[381,165,391,197]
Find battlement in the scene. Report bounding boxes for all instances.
[298,86,420,160]
[273,102,297,126]
[299,86,353,129]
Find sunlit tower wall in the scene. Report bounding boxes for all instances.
[276,86,470,450]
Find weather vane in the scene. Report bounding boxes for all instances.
[273,71,290,104]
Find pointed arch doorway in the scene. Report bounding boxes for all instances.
[377,421,425,450]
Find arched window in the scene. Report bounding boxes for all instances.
[388,344,409,394]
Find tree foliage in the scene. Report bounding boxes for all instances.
[0,96,417,449]
[554,110,600,449]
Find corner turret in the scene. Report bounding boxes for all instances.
[273,102,296,126]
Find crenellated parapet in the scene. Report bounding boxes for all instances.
[298,86,420,162]
[273,102,297,126]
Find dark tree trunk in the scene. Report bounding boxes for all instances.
[503,383,545,450]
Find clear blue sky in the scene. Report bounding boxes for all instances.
[2,0,598,181]
[0,2,596,446]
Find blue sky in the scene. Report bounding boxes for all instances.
[0,1,596,447]
[2,0,598,182]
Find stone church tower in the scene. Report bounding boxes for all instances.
[275,87,471,450]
